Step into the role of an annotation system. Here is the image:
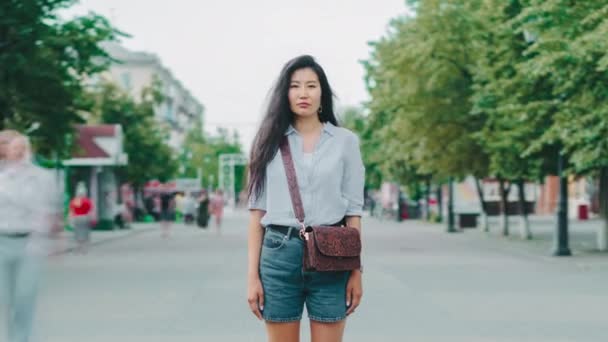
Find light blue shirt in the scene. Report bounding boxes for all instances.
[248,122,365,227]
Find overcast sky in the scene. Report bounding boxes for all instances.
[66,0,411,152]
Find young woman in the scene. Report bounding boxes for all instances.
[247,55,365,342]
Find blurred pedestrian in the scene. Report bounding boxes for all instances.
[182,192,196,225]
[196,190,210,229]
[160,190,175,238]
[152,195,161,222]
[0,129,20,164]
[69,182,94,254]
[174,191,184,222]
[0,130,62,342]
[210,189,224,234]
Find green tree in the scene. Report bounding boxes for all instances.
[340,106,382,189]
[507,0,608,247]
[0,0,121,156]
[364,0,490,227]
[89,82,177,192]
[182,125,244,193]
[471,0,552,238]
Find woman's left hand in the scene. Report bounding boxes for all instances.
[346,270,363,315]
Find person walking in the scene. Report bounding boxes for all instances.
[68,182,94,254]
[210,189,225,234]
[160,190,175,238]
[0,130,62,342]
[246,55,365,342]
[196,190,210,229]
[182,192,196,225]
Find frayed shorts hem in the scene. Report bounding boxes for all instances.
[263,315,302,323]
[308,315,347,323]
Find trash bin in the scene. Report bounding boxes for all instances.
[578,204,589,220]
[458,213,479,228]
[400,202,409,220]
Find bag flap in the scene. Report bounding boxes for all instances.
[312,226,361,257]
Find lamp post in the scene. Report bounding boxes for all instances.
[447,177,457,232]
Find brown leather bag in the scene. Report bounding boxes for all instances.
[279,138,361,272]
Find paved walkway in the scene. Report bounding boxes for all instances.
[11,210,608,341]
[48,222,158,255]
[450,215,608,263]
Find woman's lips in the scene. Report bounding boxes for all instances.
[297,103,310,108]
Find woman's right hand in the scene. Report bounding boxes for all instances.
[247,275,264,320]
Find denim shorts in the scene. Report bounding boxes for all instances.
[259,226,350,323]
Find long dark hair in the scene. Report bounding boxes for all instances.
[248,55,339,200]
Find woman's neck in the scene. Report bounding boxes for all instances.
[294,116,323,136]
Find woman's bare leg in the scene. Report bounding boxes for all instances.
[310,320,346,342]
[265,321,300,342]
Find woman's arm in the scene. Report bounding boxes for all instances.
[345,215,362,315]
[345,215,362,274]
[247,209,266,320]
[247,210,265,278]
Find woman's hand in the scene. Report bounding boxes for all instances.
[346,270,363,315]
[247,275,265,320]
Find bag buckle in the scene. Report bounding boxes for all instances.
[298,222,310,241]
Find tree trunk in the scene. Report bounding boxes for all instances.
[475,178,489,232]
[134,185,145,222]
[598,167,608,251]
[498,178,511,236]
[517,179,532,240]
[436,184,443,223]
[425,177,431,221]
[0,98,7,130]
[447,177,456,232]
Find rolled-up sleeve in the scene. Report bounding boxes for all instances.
[342,134,365,216]
[248,183,267,211]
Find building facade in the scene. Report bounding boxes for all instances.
[101,43,204,150]
[64,124,128,230]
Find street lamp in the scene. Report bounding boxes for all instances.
[447,177,457,233]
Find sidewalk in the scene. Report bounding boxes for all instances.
[402,214,608,263]
[50,222,159,255]
[36,209,608,341]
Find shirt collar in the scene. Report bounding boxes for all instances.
[284,122,336,137]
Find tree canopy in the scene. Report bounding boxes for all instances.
[0,0,122,156]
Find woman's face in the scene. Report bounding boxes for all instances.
[288,67,322,119]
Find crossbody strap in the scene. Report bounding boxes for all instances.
[279,137,306,226]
